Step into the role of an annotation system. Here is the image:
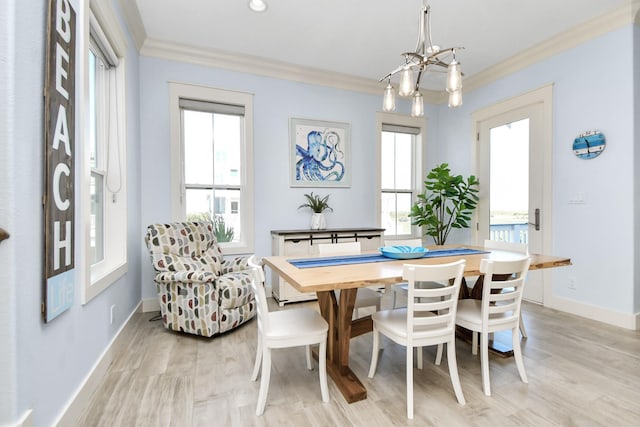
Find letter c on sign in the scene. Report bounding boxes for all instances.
[53,163,70,211]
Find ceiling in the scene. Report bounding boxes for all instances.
[133,0,630,90]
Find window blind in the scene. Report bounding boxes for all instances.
[179,99,245,116]
[382,124,421,135]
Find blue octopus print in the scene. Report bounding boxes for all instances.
[296,129,345,182]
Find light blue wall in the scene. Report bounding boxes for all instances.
[138,58,437,300]
[4,0,142,425]
[436,26,636,314]
[634,19,640,314]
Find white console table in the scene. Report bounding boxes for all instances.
[270,227,384,306]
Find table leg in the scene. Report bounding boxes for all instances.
[317,289,369,403]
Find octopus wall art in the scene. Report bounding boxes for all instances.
[290,118,351,187]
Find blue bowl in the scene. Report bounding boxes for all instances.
[379,245,429,259]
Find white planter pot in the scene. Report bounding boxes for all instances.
[310,213,326,230]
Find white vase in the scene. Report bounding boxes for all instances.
[310,213,326,230]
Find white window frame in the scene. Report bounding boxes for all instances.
[80,2,128,303]
[376,112,426,239]
[169,83,255,255]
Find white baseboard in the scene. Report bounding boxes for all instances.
[548,296,638,330]
[141,297,160,313]
[53,302,142,427]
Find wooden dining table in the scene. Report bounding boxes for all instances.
[262,245,571,404]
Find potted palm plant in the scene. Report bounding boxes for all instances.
[409,163,479,245]
[298,192,333,229]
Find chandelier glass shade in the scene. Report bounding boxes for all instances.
[381,0,464,116]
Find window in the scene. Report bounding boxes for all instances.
[169,84,254,254]
[376,113,425,238]
[82,8,128,302]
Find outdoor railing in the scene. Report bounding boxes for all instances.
[490,223,528,244]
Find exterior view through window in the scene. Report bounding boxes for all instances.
[380,125,419,236]
[181,101,243,243]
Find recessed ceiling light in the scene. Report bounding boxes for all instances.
[249,0,268,13]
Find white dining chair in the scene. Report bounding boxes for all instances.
[455,256,531,396]
[248,256,329,415]
[483,239,529,339]
[383,238,437,308]
[317,241,381,318]
[368,260,466,419]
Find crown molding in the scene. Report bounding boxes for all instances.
[140,38,382,94]
[117,0,146,50]
[139,38,445,104]
[463,2,637,94]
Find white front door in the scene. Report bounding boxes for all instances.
[473,86,553,304]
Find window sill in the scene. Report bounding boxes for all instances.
[83,262,128,303]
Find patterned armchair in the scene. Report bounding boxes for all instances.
[144,222,256,337]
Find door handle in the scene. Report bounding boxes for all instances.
[528,208,540,231]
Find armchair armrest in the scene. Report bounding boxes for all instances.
[216,269,254,309]
[221,255,253,275]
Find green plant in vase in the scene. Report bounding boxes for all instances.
[409,163,479,245]
[298,192,333,229]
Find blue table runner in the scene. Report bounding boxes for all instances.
[288,248,489,269]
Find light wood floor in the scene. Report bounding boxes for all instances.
[76,292,640,426]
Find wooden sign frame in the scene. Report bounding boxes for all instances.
[43,0,76,322]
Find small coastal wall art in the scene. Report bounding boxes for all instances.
[572,130,606,160]
[290,118,351,187]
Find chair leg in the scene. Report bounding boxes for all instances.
[305,344,312,370]
[446,341,466,405]
[406,346,414,419]
[368,328,381,378]
[392,288,398,309]
[471,332,478,355]
[519,313,528,339]
[318,337,329,403]
[512,327,528,384]
[417,346,423,370]
[251,335,262,381]
[435,343,444,365]
[256,347,271,415]
[480,332,491,396]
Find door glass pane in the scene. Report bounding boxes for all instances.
[489,118,529,243]
[184,110,214,185]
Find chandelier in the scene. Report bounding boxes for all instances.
[380,0,464,116]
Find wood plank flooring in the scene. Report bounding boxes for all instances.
[76,293,640,426]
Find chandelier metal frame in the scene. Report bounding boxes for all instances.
[380,0,464,115]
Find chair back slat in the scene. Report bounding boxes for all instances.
[480,256,530,331]
[403,260,465,345]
